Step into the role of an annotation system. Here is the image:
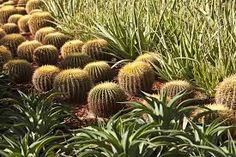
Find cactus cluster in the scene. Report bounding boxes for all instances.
[8,14,23,24]
[53,68,92,102]
[43,32,71,50]
[0,45,12,68]
[0,6,17,24]
[18,14,30,33]
[35,27,56,43]
[33,45,59,65]
[17,40,42,62]
[62,53,93,69]
[25,0,43,14]
[88,82,127,117]
[61,40,84,58]
[118,61,155,96]
[2,23,20,34]
[32,65,60,92]
[84,61,112,83]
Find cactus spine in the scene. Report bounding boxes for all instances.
[43,32,71,50]
[0,45,12,68]
[2,23,20,34]
[61,40,84,59]
[62,53,93,69]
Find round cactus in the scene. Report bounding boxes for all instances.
[17,40,42,62]
[0,33,26,56]
[118,61,155,96]
[215,75,236,109]
[0,45,12,68]
[25,0,43,14]
[17,0,28,7]
[53,68,92,103]
[61,40,84,59]
[16,7,27,15]
[32,65,60,92]
[0,6,17,24]
[35,27,56,43]
[88,82,127,117]
[29,9,42,15]
[28,12,54,35]
[33,45,59,65]
[18,15,30,33]
[160,80,194,100]
[0,28,6,39]
[2,23,20,34]
[84,61,112,83]
[3,59,33,83]
[135,52,161,66]
[62,53,93,69]
[8,14,23,24]
[82,39,111,60]
[43,32,71,50]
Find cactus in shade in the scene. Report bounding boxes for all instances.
[2,0,16,5]
[53,68,92,103]
[33,45,59,65]
[35,27,56,43]
[160,80,194,100]
[8,14,23,24]
[0,33,26,56]
[17,0,28,7]
[43,32,71,50]
[118,61,155,96]
[18,15,31,33]
[88,82,127,117]
[0,45,12,68]
[28,12,54,35]
[62,53,93,69]
[3,59,33,83]
[82,39,111,60]
[16,7,27,15]
[0,28,6,39]
[215,75,236,109]
[135,52,161,66]
[2,23,20,34]
[61,40,84,58]
[25,0,43,14]
[17,40,42,62]
[32,65,60,92]
[84,61,112,83]
[0,6,17,24]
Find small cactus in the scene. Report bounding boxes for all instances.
[28,12,54,35]
[3,59,33,83]
[53,68,92,102]
[61,39,84,59]
[2,23,20,34]
[135,52,161,66]
[88,82,127,117]
[118,61,155,96]
[0,33,26,56]
[43,32,71,50]
[32,65,60,92]
[62,53,93,69]
[18,15,31,33]
[35,27,56,43]
[0,6,17,24]
[17,40,43,62]
[8,14,23,24]
[25,0,43,14]
[82,39,111,60]
[0,45,12,68]
[0,28,6,39]
[84,61,112,83]
[33,45,59,65]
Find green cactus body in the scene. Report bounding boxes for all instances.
[0,45,12,68]
[88,82,127,117]
[32,65,60,92]
[8,14,23,24]
[53,68,92,103]
[84,61,112,83]
[18,15,31,33]
[82,39,111,60]
[61,40,84,59]
[0,28,6,39]
[3,59,33,83]
[33,45,59,66]
[43,32,71,50]
[0,6,17,24]
[17,40,43,62]
[62,53,93,69]
[25,0,43,14]
[16,7,27,15]
[28,12,54,35]
[35,27,56,43]
[2,23,20,34]
[118,61,155,96]
[135,52,161,67]
[0,33,26,56]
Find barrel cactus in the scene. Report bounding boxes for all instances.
[32,65,60,92]
[33,45,59,65]
[0,28,6,39]
[18,15,30,33]
[29,9,42,15]
[2,23,20,34]
[17,0,28,7]
[82,39,111,60]
[62,53,93,69]
[88,82,127,117]
[53,68,92,103]
[84,61,112,83]
[118,61,155,96]
[135,52,161,67]
[35,27,56,43]
[8,14,23,24]
[61,39,84,59]
[0,6,17,24]
[0,33,26,56]
[0,45,12,68]
[17,40,42,62]
[25,0,43,14]
[43,32,71,50]
[3,59,33,83]
[16,6,27,15]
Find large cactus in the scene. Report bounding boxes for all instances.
[88,82,127,117]
[2,23,20,34]
[118,61,155,96]
[0,6,17,24]
[32,65,60,92]
[43,32,71,50]
[18,14,31,33]
[8,14,23,24]
[62,53,93,69]
[35,27,56,43]
[25,0,43,14]
[53,68,92,103]
[0,45,12,68]
[61,39,84,59]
